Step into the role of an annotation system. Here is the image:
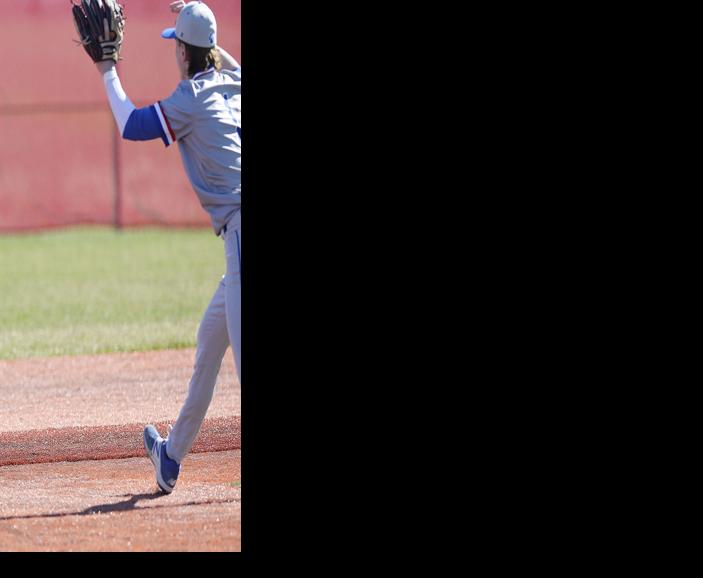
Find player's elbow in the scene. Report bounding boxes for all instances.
[122,111,144,141]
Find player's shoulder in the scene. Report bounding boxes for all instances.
[162,78,198,105]
[178,78,200,96]
[218,68,241,96]
[191,68,238,86]
[220,67,241,82]
[199,68,240,89]
[165,68,240,106]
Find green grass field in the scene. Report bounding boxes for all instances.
[0,227,225,360]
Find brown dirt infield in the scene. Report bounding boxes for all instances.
[0,348,240,432]
[0,451,241,551]
[0,348,241,551]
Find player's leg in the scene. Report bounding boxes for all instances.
[224,210,241,381]
[165,278,230,463]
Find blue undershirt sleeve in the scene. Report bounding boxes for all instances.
[122,105,169,146]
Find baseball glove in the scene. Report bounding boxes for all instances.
[71,0,126,63]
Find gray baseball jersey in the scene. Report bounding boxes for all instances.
[156,67,241,236]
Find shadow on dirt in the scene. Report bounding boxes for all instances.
[81,491,166,515]
[0,491,237,522]
[0,490,165,521]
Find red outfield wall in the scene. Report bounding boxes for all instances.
[0,0,241,233]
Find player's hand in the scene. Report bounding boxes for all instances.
[170,1,186,13]
[72,0,125,64]
[95,61,116,75]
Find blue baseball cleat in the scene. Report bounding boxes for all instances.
[144,424,180,494]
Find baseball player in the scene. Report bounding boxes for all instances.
[73,0,241,493]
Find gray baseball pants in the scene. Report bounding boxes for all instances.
[166,209,241,464]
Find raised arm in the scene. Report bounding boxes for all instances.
[95,61,173,146]
[95,61,134,135]
[216,45,240,71]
